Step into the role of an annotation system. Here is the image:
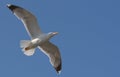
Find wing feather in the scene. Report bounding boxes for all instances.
[7,4,42,39]
[38,41,62,73]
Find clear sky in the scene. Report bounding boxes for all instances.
[0,0,119,77]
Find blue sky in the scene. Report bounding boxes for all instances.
[0,0,119,77]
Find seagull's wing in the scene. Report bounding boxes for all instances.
[7,4,42,39]
[38,41,62,73]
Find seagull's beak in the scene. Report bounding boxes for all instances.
[53,32,59,35]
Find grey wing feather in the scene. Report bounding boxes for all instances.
[38,41,62,73]
[7,4,42,39]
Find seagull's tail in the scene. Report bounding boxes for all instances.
[20,40,35,56]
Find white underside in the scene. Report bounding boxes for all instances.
[20,40,36,56]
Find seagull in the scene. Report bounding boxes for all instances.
[7,4,62,74]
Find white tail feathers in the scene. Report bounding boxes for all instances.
[22,48,35,56]
[20,40,35,56]
[20,40,31,48]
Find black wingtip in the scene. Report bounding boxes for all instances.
[55,63,62,74]
[7,4,20,11]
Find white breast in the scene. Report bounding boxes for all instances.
[31,38,41,44]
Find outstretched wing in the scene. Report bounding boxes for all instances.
[38,41,62,74]
[7,4,42,39]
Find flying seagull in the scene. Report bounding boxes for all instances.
[7,4,62,74]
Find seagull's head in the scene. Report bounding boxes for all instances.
[48,32,58,38]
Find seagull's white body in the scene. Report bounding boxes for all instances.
[7,4,62,74]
